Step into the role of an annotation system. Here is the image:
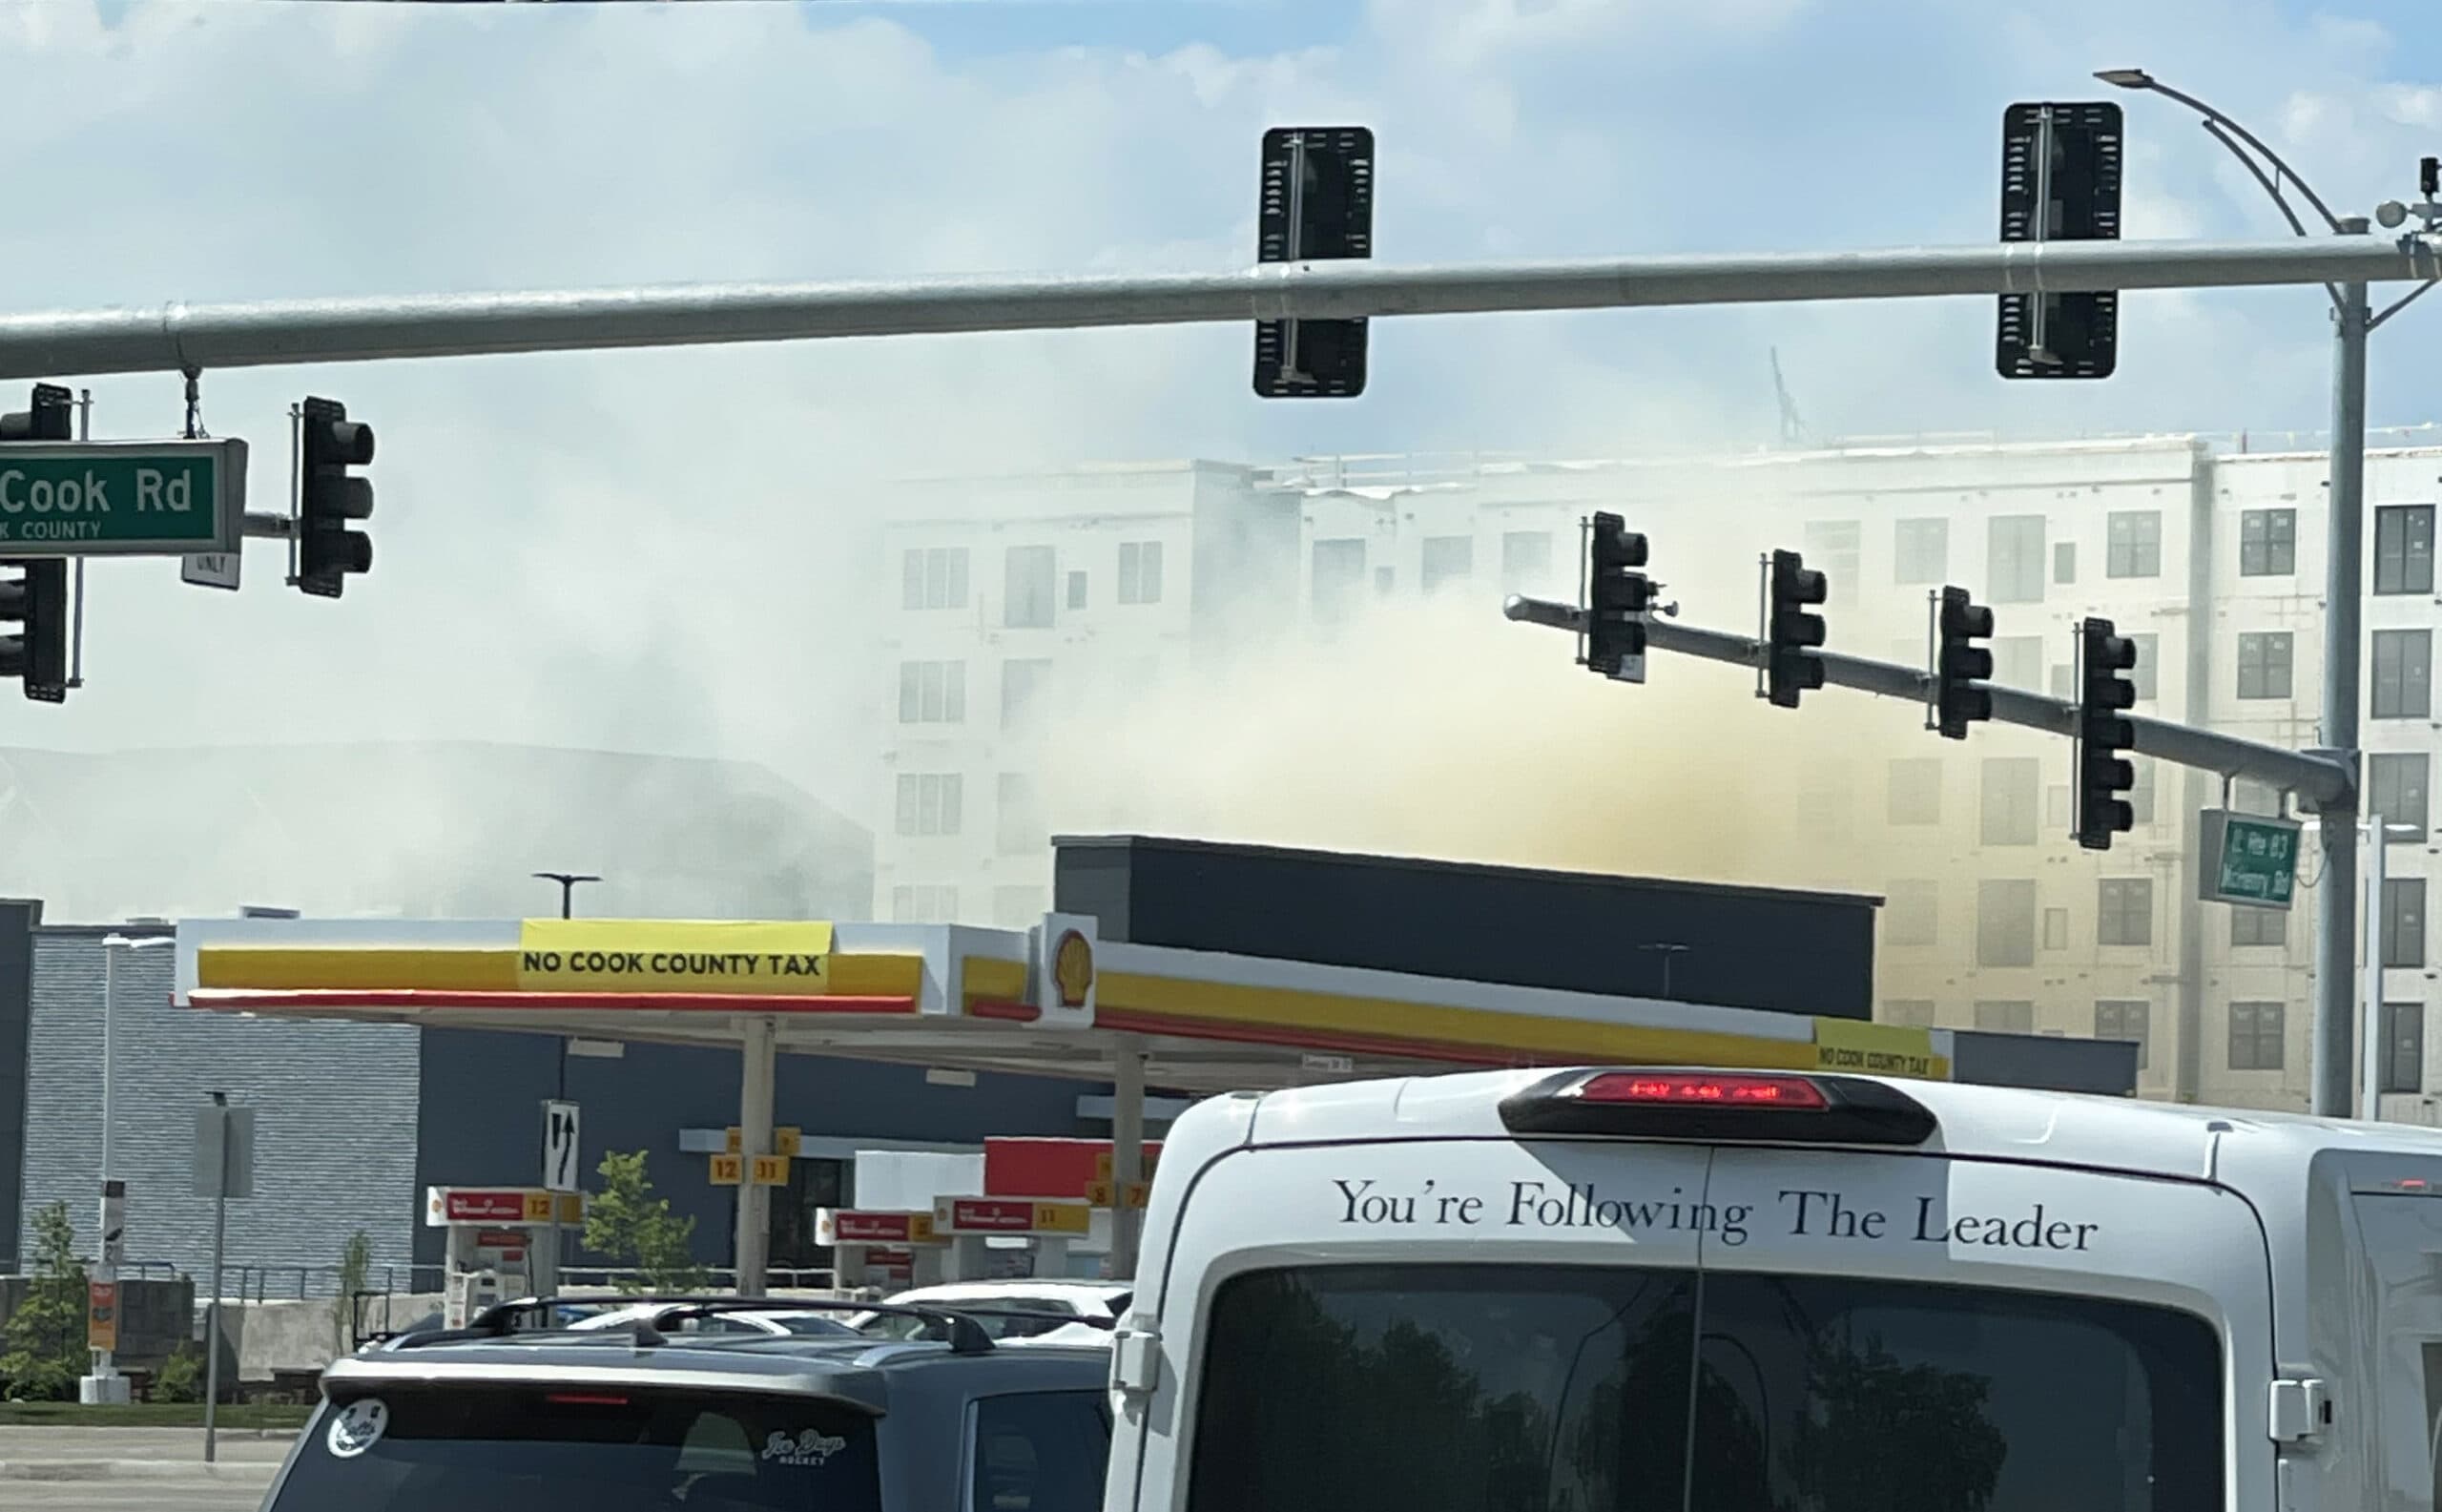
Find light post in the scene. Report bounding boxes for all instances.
[1639,942,1691,1000]
[83,932,172,1404]
[530,872,599,1101]
[2095,67,2440,1118]
[530,873,598,1295]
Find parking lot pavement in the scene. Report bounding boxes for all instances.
[0,1426,284,1512]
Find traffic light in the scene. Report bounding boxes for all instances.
[0,559,69,702]
[0,383,72,443]
[1996,101,2122,380]
[1934,586,1996,739]
[2075,615,2140,850]
[1764,549,1828,709]
[1252,126,1375,399]
[1583,512,1650,681]
[297,396,373,599]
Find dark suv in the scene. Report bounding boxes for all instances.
[257,1297,1113,1512]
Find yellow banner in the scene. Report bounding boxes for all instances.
[517,921,834,995]
[1813,1018,1950,1081]
[710,1154,790,1187]
[725,1127,803,1158]
[1032,1202,1092,1235]
[1086,1180,1149,1210]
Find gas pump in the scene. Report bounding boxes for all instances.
[817,1209,949,1292]
[425,1187,584,1327]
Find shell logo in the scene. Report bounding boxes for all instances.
[1051,929,1094,1008]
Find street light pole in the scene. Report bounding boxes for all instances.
[2096,68,2438,1119]
[530,872,600,1102]
[84,933,172,1404]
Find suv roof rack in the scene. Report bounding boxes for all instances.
[424,1295,1079,1357]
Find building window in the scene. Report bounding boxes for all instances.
[1004,546,1057,629]
[1975,1000,2035,1033]
[2095,1000,2151,1070]
[2097,878,2153,947]
[1118,541,1164,606]
[1066,570,1087,611]
[1312,539,1368,624]
[2374,504,2435,596]
[2386,877,2427,969]
[2240,508,2296,576]
[897,661,966,725]
[991,884,1048,929]
[2385,1003,2426,1095]
[1001,658,1052,733]
[2050,662,2073,699]
[1884,880,1939,946]
[1500,531,1554,595]
[2042,906,2070,951]
[1980,757,2039,846]
[894,774,963,838]
[1882,999,1936,1027]
[1420,536,1475,595]
[1804,521,1861,605]
[2128,632,2160,702]
[1994,636,2043,692]
[1976,879,2037,967]
[996,773,1044,857]
[2053,541,2077,586]
[1989,516,2046,603]
[2370,752,2431,840]
[2237,632,2294,700]
[2371,629,2432,719]
[2106,511,2163,578]
[2232,906,2286,948]
[1887,759,1941,825]
[889,884,961,924]
[2228,1001,2286,1071]
[1894,518,1947,583]
[901,546,970,611]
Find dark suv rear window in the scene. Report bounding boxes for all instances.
[1187,1264,2223,1512]
[268,1385,880,1512]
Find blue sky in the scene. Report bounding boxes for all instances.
[2,0,2440,802]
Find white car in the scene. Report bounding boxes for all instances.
[856,1280,1130,1344]
[565,1299,862,1339]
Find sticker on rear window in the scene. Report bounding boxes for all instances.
[761,1429,846,1467]
[325,1398,390,1460]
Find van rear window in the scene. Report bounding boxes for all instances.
[267,1384,879,1512]
[1187,1264,2221,1512]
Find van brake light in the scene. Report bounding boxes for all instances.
[1576,1072,1828,1108]
[1498,1067,1936,1146]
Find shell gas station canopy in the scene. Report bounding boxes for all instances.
[172,912,1954,1090]
[171,905,1956,1286]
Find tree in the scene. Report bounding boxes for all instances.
[333,1230,374,1355]
[0,1202,88,1401]
[583,1150,710,1295]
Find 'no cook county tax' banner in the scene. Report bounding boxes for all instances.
[515,919,835,993]
[0,439,247,556]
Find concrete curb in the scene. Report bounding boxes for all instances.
[0,1460,279,1480]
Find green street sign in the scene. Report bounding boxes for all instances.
[0,439,246,557]
[2200,808,2302,911]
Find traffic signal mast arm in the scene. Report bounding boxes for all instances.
[1504,593,2351,807]
[0,235,2432,381]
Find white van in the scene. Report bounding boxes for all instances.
[1102,1065,2442,1512]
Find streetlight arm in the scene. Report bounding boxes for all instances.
[2199,118,2317,239]
[2120,74,2348,235]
